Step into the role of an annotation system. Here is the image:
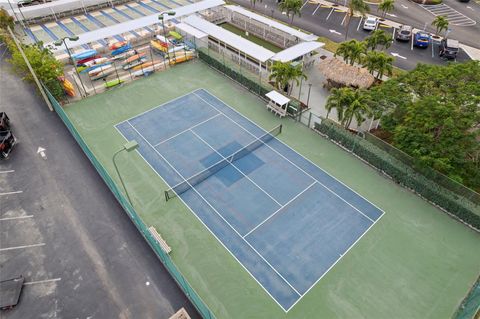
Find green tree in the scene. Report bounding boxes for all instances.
[362,50,394,79]
[269,61,307,95]
[369,61,480,189]
[278,0,303,23]
[378,0,395,18]
[365,29,393,51]
[344,0,370,40]
[432,15,449,36]
[335,39,366,65]
[325,87,372,128]
[0,8,14,32]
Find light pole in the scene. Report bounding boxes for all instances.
[16,1,30,35]
[6,0,26,35]
[54,35,88,97]
[158,11,176,67]
[112,140,139,206]
[306,83,312,107]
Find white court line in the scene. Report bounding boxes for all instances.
[115,90,201,126]
[189,129,283,207]
[0,190,23,196]
[114,126,288,312]
[24,278,61,285]
[119,89,386,311]
[0,215,34,221]
[195,89,386,214]
[286,212,384,311]
[0,170,14,174]
[192,91,376,224]
[153,113,221,147]
[0,243,45,252]
[243,181,317,238]
[126,121,302,299]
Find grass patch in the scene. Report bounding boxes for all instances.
[219,23,283,53]
[317,36,341,53]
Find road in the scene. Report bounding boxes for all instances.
[0,47,199,318]
[232,0,472,70]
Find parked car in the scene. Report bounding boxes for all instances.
[439,39,459,59]
[413,32,430,48]
[396,25,412,41]
[0,113,16,159]
[363,17,378,31]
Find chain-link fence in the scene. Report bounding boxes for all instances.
[453,276,480,319]
[42,84,216,319]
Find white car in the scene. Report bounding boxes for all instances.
[363,17,378,31]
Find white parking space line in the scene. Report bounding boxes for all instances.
[325,7,334,19]
[0,215,34,221]
[312,4,321,15]
[301,0,309,10]
[419,4,476,26]
[0,190,23,196]
[0,243,45,252]
[24,278,62,285]
[357,17,363,31]
[0,170,14,174]
[341,13,347,25]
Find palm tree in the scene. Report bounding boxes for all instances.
[269,61,307,95]
[344,0,370,40]
[287,63,307,95]
[378,0,394,19]
[278,0,303,24]
[365,30,393,51]
[362,50,394,79]
[335,39,366,65]
[342,89,372,128]
[432,16,449,37]
[325,87,372,128]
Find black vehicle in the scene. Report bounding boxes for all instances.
[0,112,16,159]
[439,39,460,60]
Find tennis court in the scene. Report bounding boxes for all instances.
[115,88,384,311]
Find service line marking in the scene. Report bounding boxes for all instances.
[0,215,34,221]
[0,243,45,252]
[24,278,62,285]
[0,190,23,196]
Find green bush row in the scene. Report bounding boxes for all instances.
[315,120,480,230]
[198,49,272,98]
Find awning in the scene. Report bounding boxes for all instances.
[266,90,290,106]
[272,41,324,62]
[183,15,275,62]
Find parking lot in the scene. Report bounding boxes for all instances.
[233,0,471,70]
[0,46,199,318]
[419,3,476,26]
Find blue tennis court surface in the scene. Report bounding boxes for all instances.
[115,89,384,311]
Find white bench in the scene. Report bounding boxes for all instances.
[266,101,287,118]
[148,226,172,254]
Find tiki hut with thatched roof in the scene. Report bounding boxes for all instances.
[318,57,375,89]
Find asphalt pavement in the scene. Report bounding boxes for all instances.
[0,47,199,318]
[232,0,472,70]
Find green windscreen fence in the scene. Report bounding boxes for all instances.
[43,85,216,319]
[454,276,480,319]
[313,118,480,231]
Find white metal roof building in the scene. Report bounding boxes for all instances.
[47,0,224,52]
[224,5,317,42]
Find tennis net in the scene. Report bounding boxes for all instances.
[164,124,282,201]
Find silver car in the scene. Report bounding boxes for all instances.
[396,25,412,41]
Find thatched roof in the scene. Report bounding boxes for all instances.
[318,57,375,89]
